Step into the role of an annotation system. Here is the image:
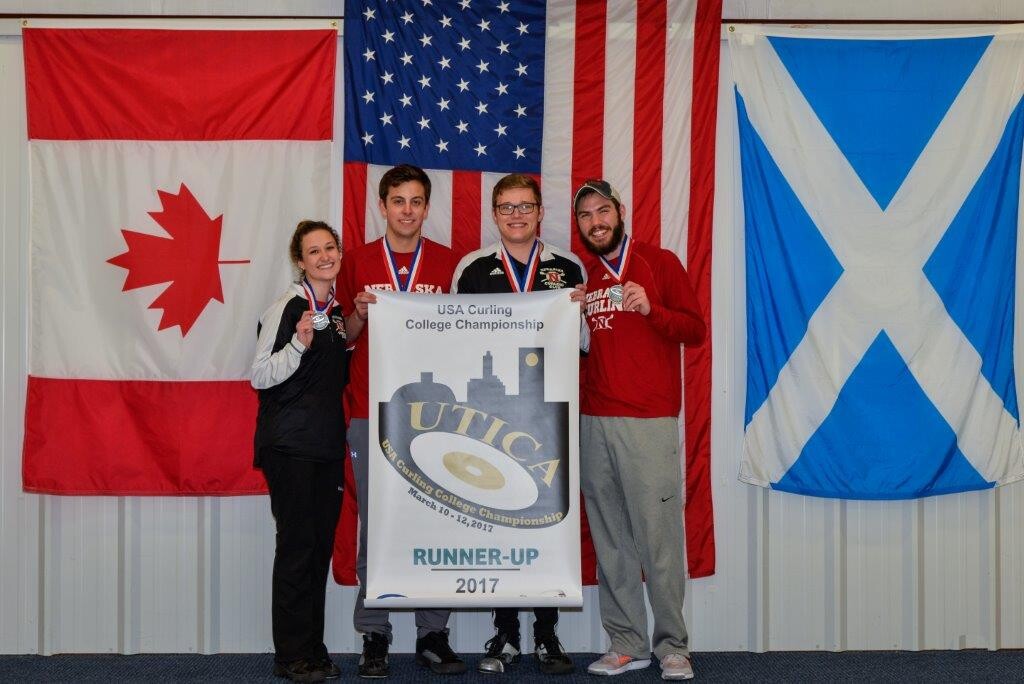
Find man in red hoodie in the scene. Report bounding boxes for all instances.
[573,179,706,681]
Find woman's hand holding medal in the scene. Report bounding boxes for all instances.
[296,310,315,349]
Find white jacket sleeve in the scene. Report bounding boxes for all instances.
[250,294,307,390]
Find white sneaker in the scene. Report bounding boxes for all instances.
[587,651,652,676]
[659,653,694,680]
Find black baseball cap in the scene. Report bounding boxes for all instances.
[573,179,622,210]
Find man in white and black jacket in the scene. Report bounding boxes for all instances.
[451,174,586,676]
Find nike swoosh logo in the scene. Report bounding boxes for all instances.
[661,495,675,503]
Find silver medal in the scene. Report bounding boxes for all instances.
[609,284,624,304]
[311,312,329,331]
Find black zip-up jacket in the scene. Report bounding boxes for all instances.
[251,283,348,465]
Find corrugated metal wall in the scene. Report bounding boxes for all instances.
[3,2,1024,656]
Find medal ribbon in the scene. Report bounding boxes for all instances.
[598,234,632,283]
[382,237,423,292]
[499,239,541,293]
[301,277,336,316]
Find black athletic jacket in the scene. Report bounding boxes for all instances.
[251,283,348,465]
[452,241,586,294]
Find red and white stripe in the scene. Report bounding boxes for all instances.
[341,0,720,577]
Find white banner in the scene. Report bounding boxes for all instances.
[366,290,582,607]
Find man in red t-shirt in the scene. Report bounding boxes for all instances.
[337,164,463,678]
[573,179,705,681]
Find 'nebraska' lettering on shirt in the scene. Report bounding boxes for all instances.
[364,283,444,294]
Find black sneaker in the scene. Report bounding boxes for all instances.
[358,632,390,678]
[415,629,468,675]
[534,634,574,675]
[478,630,521,673]
[273,659,327,682]
[311,657,341,680]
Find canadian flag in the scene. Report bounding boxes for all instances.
[22,27,336,494]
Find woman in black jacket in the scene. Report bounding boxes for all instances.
[252,220,348,682]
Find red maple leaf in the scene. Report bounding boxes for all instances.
[107,183,248,336]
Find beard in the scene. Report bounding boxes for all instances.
[579,215,625,256]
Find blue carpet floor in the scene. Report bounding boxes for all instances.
[1,650,1023,682]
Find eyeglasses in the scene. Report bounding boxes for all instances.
[494,202,539,215]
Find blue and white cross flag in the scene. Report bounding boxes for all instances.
[730,25,1024,499]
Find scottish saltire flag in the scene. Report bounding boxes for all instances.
[731,25,1024,499]
[337,0,723,580]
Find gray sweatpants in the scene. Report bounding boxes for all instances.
[579,415,689,660]
[348,418,451,640]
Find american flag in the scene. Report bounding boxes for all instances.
[338,0,722,580]
[345,0,545,174]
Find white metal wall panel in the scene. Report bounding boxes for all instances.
[844,500,917,649]
[767,496,832,650]
[922,491,993,649]
[3,8,1024,657]
[1001,487,1024,645]
[0,33,39,657]
[213,496,275,653]
[128,497,201,653]
[42,498,121,652]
